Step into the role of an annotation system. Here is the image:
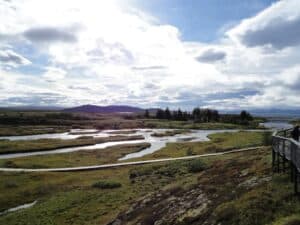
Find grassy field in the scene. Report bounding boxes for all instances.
[0,146,299,225]
[0,143,151,168]
[0,135,144,154]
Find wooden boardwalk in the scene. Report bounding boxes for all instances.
[272,128,300,195]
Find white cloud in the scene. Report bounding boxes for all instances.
[0,49,31,67]
[0,0,300,109]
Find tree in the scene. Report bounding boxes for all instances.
[156,109,165,119]
[183,111,189,121]
[192,107,201,121]
[144,110,150,118]
[165,107,172,120]
[240,110,253,121]
[177,108,183,121]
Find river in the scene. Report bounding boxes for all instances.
[0,121,292,160]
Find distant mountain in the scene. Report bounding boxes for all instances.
[63,104,146,113]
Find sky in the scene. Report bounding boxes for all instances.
[1,0,300,110]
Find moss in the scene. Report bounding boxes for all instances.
[214,202,238,224]
[272,215,300,225]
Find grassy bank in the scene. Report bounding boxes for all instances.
[151,129,191,137]
[0,135,144,154]
[0,125,69,137]
[0,143,151,168]
[0,146,299,225]
[0,131,270,169]
[132,131,271,160]
[143,119,264,130]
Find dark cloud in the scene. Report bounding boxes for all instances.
[204,89,260,100]
[240,16,300,49]
[196,49,226,63]
[23,27,77,43]
[0,49,30,65]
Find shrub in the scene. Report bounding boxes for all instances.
[186,148,194,156]
[187,159,207,173]
[214,202,238,224]
[4,181,18,188]
[92,181,122,189]
[284,219,300,225]
[3,160,17,168]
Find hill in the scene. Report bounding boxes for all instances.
[63,104,145,113]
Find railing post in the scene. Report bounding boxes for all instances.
[272,145,275,172]
[291,162,295,182]
[295,169,299,195]
[283,140,286,172]
[277,152,280,172]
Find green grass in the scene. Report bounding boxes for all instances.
[0,146,299,225]
[0,135,144,154]
[143,119,263,129]
[92,180,122,189]
[134,131,271,160]
[151,129,191,137]
[0,125,69,137]
[0,143,151,168]
[0,130,298,225]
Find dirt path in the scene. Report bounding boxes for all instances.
[0,146,263,172]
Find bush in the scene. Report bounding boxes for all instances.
[214,202,238,224]
[3,160,17,168]
[186,148,195,156]
[188,159,207,173]
[284,219,300,225]
[92,181,122,189]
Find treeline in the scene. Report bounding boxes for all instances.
[0,112,88,125]
[145,108,253,125]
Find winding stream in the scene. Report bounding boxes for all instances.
[0,129,240,160]
[0,121,290,160]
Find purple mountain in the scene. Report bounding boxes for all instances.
[63,104,145,113]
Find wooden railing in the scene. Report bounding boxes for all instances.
[272,128,300,195]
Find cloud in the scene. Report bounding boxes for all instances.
[196,49,226,63]
[0,0,300,110]
[228,0,300,50]
[239,16,300,49]
[23,27,77,43]
[1,93,66,106]
[0,49,31,67]
[131,65,166,70]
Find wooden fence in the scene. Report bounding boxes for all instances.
[272,128,300,195]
